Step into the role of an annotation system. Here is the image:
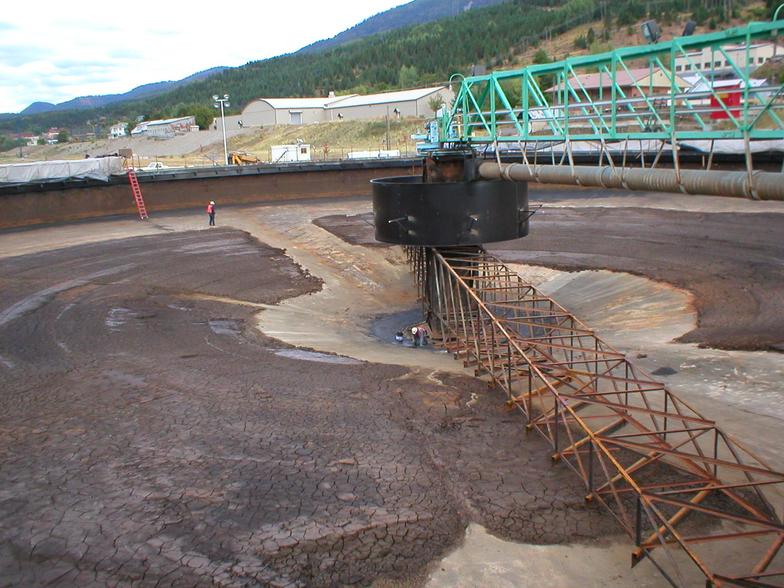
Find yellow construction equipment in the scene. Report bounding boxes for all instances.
[229,152,260,165]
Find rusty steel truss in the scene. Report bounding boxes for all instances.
[409,245,784,587]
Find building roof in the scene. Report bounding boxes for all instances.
[325,86,447,108]
[682,75,767,93]
[679,41,784,58]
[146,116,195,127]
[130,121,150,134]
[545,68,680,93]
[260,96,355,110]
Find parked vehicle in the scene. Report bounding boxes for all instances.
[141,161,168,171]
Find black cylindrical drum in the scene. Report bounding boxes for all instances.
[372,176,529,246]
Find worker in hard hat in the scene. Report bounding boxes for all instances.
[206,200,216,226]
[417,324,431,347]
[411,326,428,347]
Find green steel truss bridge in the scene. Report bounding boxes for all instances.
[432,15,784,201]
[441,17,784,147]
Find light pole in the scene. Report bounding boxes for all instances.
[384,107,402,152]
[385,105,390,151]
[213,94,230,165]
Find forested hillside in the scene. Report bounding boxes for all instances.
[0,0,768,140]
[298,0,512,53]
[18,67,228,116]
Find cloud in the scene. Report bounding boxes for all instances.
[0,45,52,67]
[51,59,120,72]
[107,49,138,60]
[0,0,409,113]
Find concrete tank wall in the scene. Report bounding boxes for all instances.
[0,165,421,230]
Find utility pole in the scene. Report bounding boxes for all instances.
[212,94,230,166]
[385,105,390,151]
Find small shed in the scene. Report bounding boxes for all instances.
[271,144,312,163]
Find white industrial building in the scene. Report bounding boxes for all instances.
[217,86,453,130]
[673,41,784,73]
[131,116,196,138]
[243,94,350,126]
[109,123,127,139]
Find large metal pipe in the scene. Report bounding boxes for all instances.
[478,162,784,201]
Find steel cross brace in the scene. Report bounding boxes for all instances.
[407,245,784,587]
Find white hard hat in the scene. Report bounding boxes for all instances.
[411,327,417,334]
[210,200,215,204]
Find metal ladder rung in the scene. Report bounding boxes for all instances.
[126,170,148,220]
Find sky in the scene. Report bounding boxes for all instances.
[0,0,408,113]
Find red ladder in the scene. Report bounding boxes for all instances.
[127,169,149,220]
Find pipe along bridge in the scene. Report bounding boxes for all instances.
[437,14,784,201]
[372,13,784,588]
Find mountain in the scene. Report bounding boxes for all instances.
[0,0,602,134]
[18,67,228,116]
[20,102,56,115]
[10,0,515,120]
[0,0,751,136]
[298,0,511,54]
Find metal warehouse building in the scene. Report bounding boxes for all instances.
[218,86,453,130]
[325,87,452,121]
[241,95,349,126]
[132,116,197,138]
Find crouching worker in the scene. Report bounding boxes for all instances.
[411,326,428,347]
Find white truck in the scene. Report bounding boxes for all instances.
[140,161,168,171]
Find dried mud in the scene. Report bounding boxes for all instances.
[316,208,784,351]
[0,228,615,587]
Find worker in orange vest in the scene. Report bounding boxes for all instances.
[206,200,216,226]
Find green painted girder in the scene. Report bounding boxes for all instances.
[441,17,784,145]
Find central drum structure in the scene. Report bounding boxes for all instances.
[371,151,529,247]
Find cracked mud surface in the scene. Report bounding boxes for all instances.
[0,227,614,587]
[489,207,784,351]
[316,208,784,351]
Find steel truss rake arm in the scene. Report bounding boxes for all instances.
[408,245,784,587]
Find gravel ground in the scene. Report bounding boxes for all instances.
[15,127,255,162]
